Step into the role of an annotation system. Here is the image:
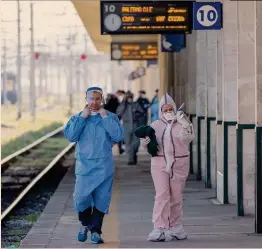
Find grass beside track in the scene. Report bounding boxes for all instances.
[1,122,64,159]
[7,137,70,168]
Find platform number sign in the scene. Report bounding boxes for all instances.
[193,2,222,30]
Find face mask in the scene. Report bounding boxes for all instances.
[90,111,98,116]
[127,98,132,103]
[119,96,124,101]
[163,112,176,121]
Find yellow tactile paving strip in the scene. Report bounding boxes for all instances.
[99,179,120,248]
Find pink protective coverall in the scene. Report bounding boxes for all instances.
[149,94,195,232]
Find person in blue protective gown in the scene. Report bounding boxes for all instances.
[150,89,159,122]
[64,86,124,244]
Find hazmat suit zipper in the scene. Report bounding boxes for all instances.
[161,125,167,165]
[170,122,176,179]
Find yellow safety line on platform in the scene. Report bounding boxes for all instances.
[99,176,120,248]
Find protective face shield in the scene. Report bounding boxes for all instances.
[85,87,106,111]
[85,93,102,109]
[163,111,176,121]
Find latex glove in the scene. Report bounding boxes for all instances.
[176,111,190,128]
[140,136,151,147]
[81,105,91,118]
[98,107,108,118]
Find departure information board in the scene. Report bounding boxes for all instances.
[100,1,193,34]
[111,42,158,60]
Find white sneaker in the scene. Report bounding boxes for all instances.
[170,224,188,240]
[147,228,173,242]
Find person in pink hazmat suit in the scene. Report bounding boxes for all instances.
[140,93,195,242]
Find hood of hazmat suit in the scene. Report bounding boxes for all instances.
[158,93,177,123]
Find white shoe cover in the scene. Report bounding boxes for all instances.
[170,224,188,240]
[163,229,173,242]
[147,228,173,242]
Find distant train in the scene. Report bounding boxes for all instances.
[1,72,18,105]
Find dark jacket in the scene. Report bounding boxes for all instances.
[137,97,150,114]
[134,125,158,157]
[116,100,144,123]
[104,97,120,114]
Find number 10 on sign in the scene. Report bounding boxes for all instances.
[193,2,222,30]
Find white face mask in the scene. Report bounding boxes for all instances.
[163,112,176,121]
[119,96,124,102]
[90,111,98,116]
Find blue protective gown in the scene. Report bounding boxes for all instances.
[63,111,124,214]
[150,97,159,122]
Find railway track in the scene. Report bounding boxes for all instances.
[1,126,64,172]
[1,126,76,248]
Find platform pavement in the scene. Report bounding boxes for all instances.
[19,151,262,248]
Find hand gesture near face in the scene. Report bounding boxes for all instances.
[98,107,107,118]
[176,111,190,128]
[81,104,91,118]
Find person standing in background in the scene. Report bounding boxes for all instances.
[136,90,150,126]
[150,89,159,122]
[104,93,120,114]
[116,90,125,104]
[104,93,125,154]
[116,91,144,165]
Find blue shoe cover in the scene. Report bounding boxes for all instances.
[91,232,104,244]
[78,226,88,242]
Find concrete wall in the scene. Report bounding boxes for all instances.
[228,126,237,204]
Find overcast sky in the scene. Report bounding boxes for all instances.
[1,1,108,93]
[1,1,132,95]
[1,0,97,57]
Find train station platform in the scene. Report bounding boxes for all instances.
[20,151,262,248]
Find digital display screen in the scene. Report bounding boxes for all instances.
[111,42,158,60]
[101,1,193,34]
